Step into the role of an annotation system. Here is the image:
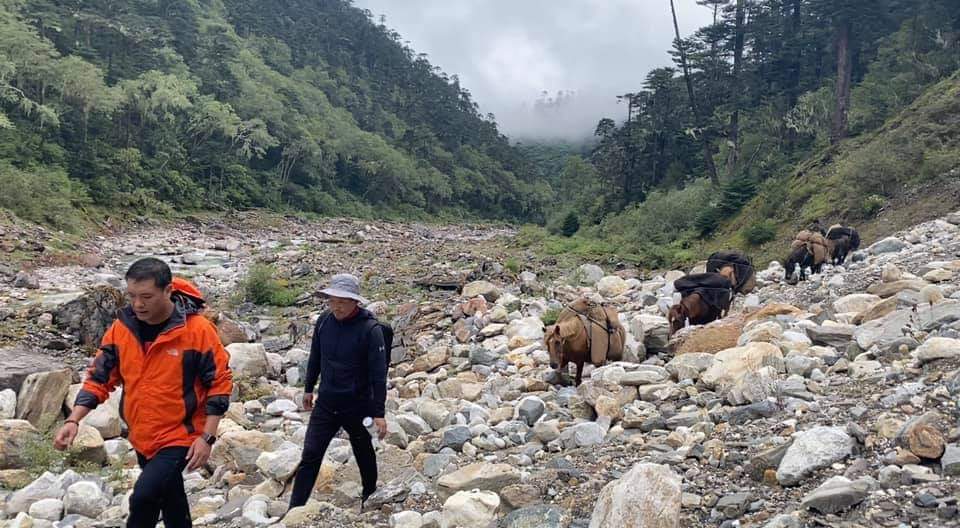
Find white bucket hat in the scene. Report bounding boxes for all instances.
[319,273,369,305]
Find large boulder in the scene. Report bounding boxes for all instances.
[436,463,521,500]
[869,237,909,255]
[575,265,605,286]
[0,419,41,470]
[589,463,681,528]
[226,343,270,379]
[16,369,72,431]
[0,389,14,419]
[915,337,960,364]
[6,470,83,514]
[442,490,499,528]
[65,385,122,440]
[833,294,881,314]
[209,429,274,473]
[63,480,111,518]
[801,476,870,514]
[777,427,855,485]
[256,446,302,481]
[71,423,107,465]
[670,317,745,356]
[597,276,629,298]
[701,343,783,390]
[504,317,545,343]
[855,302,960,349]
[666,353,716,382]
[0,345,67,394]
[411,346,450,373]
[462,281,501,302]
[53,286,124,346]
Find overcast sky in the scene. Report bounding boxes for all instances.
[353,0,715,140]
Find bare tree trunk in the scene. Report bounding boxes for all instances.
[830,21,852,144]
[726,0,745,175]
[670,0,720,186]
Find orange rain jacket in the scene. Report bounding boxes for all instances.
[76,278,233,459]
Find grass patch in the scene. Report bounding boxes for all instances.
[541,307,561,326]
[742,221,777,246]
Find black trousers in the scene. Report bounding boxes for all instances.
[289,399,378,508]
[128,446,191,528]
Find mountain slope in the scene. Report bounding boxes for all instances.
[711,71,960,264]
[0,0,548,229]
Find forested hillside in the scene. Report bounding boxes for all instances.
[0,0,549,228]
[544,0,960,266]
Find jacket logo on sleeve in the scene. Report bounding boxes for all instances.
[167,349,180,357]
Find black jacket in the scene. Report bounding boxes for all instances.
[303,309,387,418]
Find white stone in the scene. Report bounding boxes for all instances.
[227,343,269,378]
[777,427,855,486]
[28,499,63,522]
[589,463,681,528]
[63,481,111,518]
[255,446,302,481]
[441,490,500,528]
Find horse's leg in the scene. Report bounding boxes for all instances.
[574,361,583,386]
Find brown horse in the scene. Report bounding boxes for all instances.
[545,299,625,386]
[668,291,729,336]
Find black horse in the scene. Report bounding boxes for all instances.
[825,226,861,265]
[785,245,816,283]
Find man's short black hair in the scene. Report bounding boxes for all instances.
[125,257,172,289]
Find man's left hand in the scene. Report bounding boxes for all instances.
[373,417,387,440]
[185,437,212,471]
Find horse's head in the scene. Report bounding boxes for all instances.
[545,325,565,370]
[718,265,737,289]
[668,302,688,336]
[784,246,808,283]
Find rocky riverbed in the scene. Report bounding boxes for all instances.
[2,209,960,528]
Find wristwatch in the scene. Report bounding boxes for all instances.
[202,432,217,445]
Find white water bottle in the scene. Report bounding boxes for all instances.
[362,417,380,449]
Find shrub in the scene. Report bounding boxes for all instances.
[241,264,302,306]
[541,307,561,326]
[694,205,722,237]
[560,211,580,237]
[0,162,89,230]
[861,194,886,217]
[504,257,521,274]
[742,220,777,246]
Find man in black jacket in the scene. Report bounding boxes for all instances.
[289,274,388,510]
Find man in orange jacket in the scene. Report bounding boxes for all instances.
[53,257,233,528]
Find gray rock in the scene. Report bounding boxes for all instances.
[226,343,270,379]
[417,400,451,431]
[517,397,545,426]
[255,446,301,481]
[762,514,803,528]
[801,476,870,514]
[715,492,752,519]
[469,347,499,366]
[0,346,67,394]
[13,272,39,289]
[63,481,111,518]
[501,505,567,528]
[0,389,15,419]
[589,462,681,528]
[7,471,82,514]
[440,425,472,451]
[437,463,521,500]
[805,326,854,348]
[53,286,124,346]
[870,237,909,255]
[16,368,72,431]
[396,414,433,436]
[560,422,605,449]
[777,427,855,486]
[575,264,605,286]
[665,353,715,381]
[942,444,960,476]
[422,453,456,478]
[28,498,64,522]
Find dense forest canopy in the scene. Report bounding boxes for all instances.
[0,0,550,227]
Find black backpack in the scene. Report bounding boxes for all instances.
[316,310,395,371]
